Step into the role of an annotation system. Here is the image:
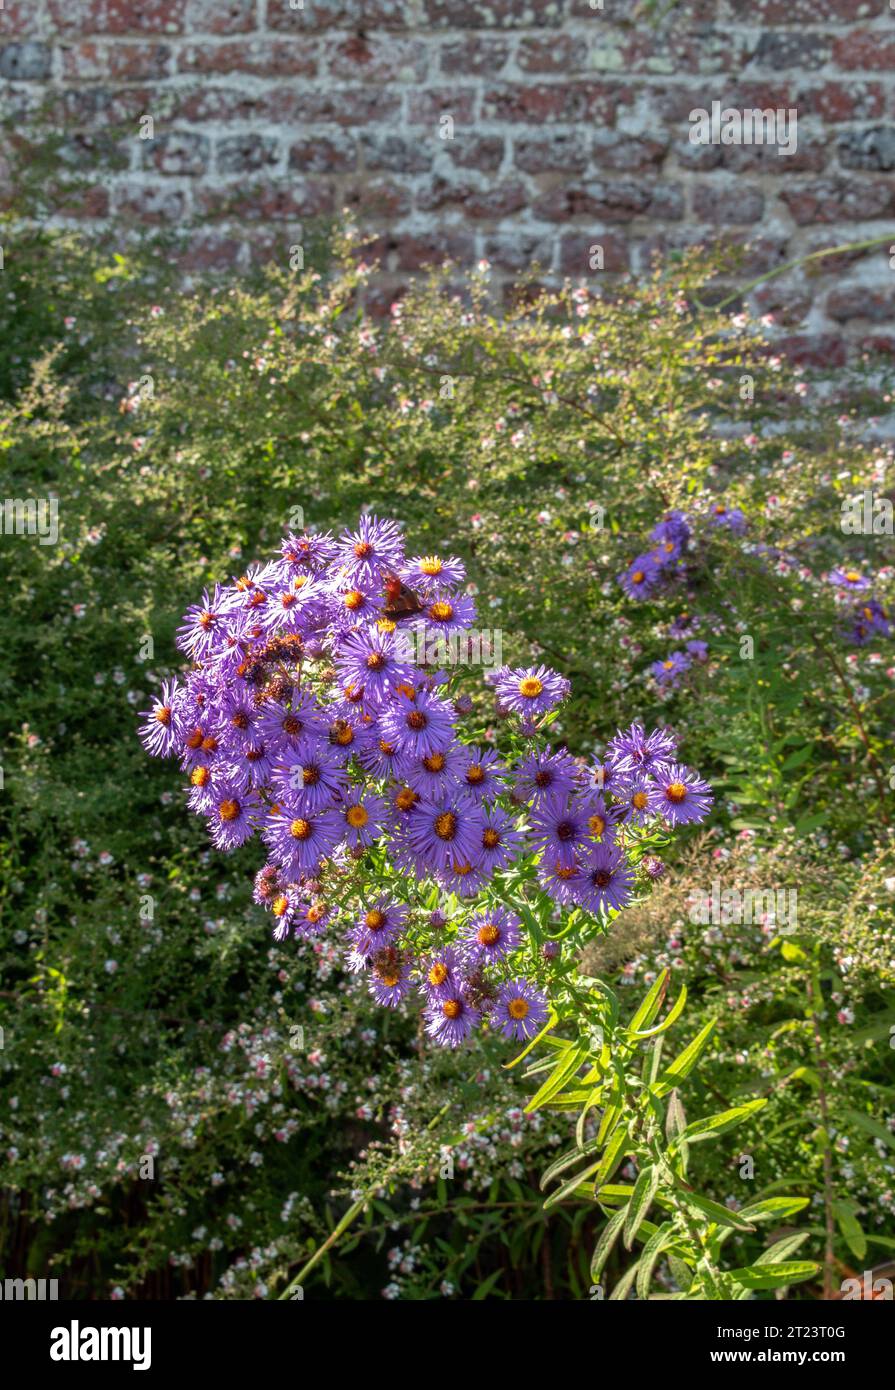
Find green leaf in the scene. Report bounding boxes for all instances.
[623,1165,659,1250]
[636,1221,674,1300]
[652,1019,717,1096]
[627,968,670,1036]
[524,1044,586,1113]
[729,1262,819,1291]
[471,1268,505,1300]
[590,1206,627,1282]
[503,1011,558,1069]
[738,1196,810,1223]
[833,1200,867,1262]
[843,1108,895,1151]
[681,1190,756,1231]
[628,984,688,1040]
[755,1232,811,1265]
[678,1098,767,1143]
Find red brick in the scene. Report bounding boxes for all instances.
[440,37,510,76]
[57,85,155,128]
[809,82,885,122]
[114,182,188,222]
[266,0,412,31]
[406,88,477,126]
[516,35,588,75]
[721,140,828,174]
[776,333,847,368]
[288,134,357,173]
[177,41,317,77]
[826,288,895,322]
[751,284,812,325]
[692,185,765,224]
[52,184,111,218]
[424,0,566,25]
[325,35,428,82]
[443,135,505,172]
[142,131,211,175]
[534,180,684,223]
[342,179,412,219]
[177,230,243,271]
[416,178,527,219]
[360,133,432,174]
[482,82,618,125]
[781,178,895,223]
[727,0,885,19]
[47,0,188,34]
[389,232,475,271]
[833,30,895,70]
[590,131,668,173]
[515,132,589,174]
[483,232,553,273]
[0,6,45,37]
[184,0,257,33]
[198,181,334,220]
[558,234,629,275]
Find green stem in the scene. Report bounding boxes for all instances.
[693,235,894,316]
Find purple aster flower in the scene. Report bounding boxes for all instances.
[356,733,413,782]
[456,745,507,802]
[227,740,276,791]
[618,554,662,601]
[848,598,891,645]
[478,804,525,874]
[459,907,522,964]
[215,688,264,752]
[412,591,478,643]
[576,792,623,844]
[527,794,593,870]
[206,782,261,851]
[642,855,666,880]
[606,723,678,779]
[334,624,418,710]
[708,502,747,534]
[828,566,871,591]
[269,885,302,940]
[492,664,570,718]
[651,650,692,688]
[378,688,456,760]
[650,762,713,826]
[335,513,405,587]
[494,979,550,1041]
[407,794,486,874]
[515,746,582,806]
[138,678,183,757]
[419,944,466,1002]
[338,792,386,849]
[436,855,491,898]
[686,639,708,663]
[263,573,328,634]
[328,576,385,633]
[257,692,327,753]
[617,777,656,826]
[262,805,344,874]
[280,529,338,575]
[176,586,227,659]
[650,509,690,553]
[425,993,480,1048]
[274,739,350,812]
[253,863,282,907]
[572,841,635,916]
[537,855,582,906]
[320,710,375,762]
[293,897,331,938]
[368,955,414,1008]
[669,611,695,638]
[405,740,466,797]
[400,553,467,594]
[347,898,408,957]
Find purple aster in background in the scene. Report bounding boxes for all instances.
[229,740,276,791]
[686,639,708,663]
[618,554,662,601]
[828,566,871,591]
[494,980,550,1041]
[515,745,582,806]
[669,611,695,638]
[492,664,571,718]
[708,502,747,534]
[651,650,692,688]
[650,509,690,553]
[335,513,405,587]
[642,855,666,880]
[138,678,183,758]
[253,863,282,908]
[379,688,456,760]
[216,688,264,751]
[368,955,414,1008]
[437,855,491,899]
[572,841,635,916]
[293,897,331,938]
[425,993,480,1048]
[848,598,891,644]
[460,906,522,964]
[650,763,714,826]
[257,692,327,752]
[400,553,466,594]
[356,734,412,782]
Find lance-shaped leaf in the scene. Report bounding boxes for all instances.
[590,1205,627,1282]
[623,1164,659,1249]
[540,1138,602,1192]
[674,1097,767,1145]
[737,1196,810,1223]
[680,1189,757,1231]
[651,1019,717,1097]
[754,1231,811,1265]
[503,1012,559,1070]
[624,968,670,1038]
[636,1221,675,1300]
[524,1043,586,1114]
[629,984,688,1040]
[728,1262,819,1291]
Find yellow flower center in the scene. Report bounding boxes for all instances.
[303,766,320,786]
[272,895,290,918]
[190,766,209,787]
[306,902,325,923]
[366,652,386,671]
[365,909,387,931]
[429,962,449,987]
[154,706,171,725]
[466,764,485,784]
[518,676,544,699]
[845,571,861,583]
[344,590,364,610]
[420,556,443,575]
[380,969,401,987]
[442,999,461,1019]
[477,923,500,946]
[283,715,302,736]
[632,570,645,584]
[395,787,417,812]
[434,812,457,840]
[423,752,446,773]
[429,601,454,622]
[218,799,240,822]
[588,813,605,835]
[377,617,397,634]
[665,781,688,804]
[290,817,312,840]
[406,711,427,731]
[346,804,369,828]
[508,997,529,1020]
[632,791,649,810]
[354,541,373,558]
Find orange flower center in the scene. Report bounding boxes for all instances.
[346,804,369,828]
[434,812,457,840]
[482,828,500,849]
[365,909,386,931]
[218,799,240,822]
[154,706,171,725]
[290,817,312,840]
[477,923,500,946]
[508,997,529,1020]
[429,963,449,987]
[442,998,461,1019]
[665,781,688,804]
[518,676,543,699]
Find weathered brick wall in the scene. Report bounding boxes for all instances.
[2,0,895,347]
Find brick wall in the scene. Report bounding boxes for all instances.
[2,0,895,346]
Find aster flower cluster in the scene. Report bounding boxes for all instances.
[827,568,892,646]
[618,502,746,603]
[140,514,713,1049]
